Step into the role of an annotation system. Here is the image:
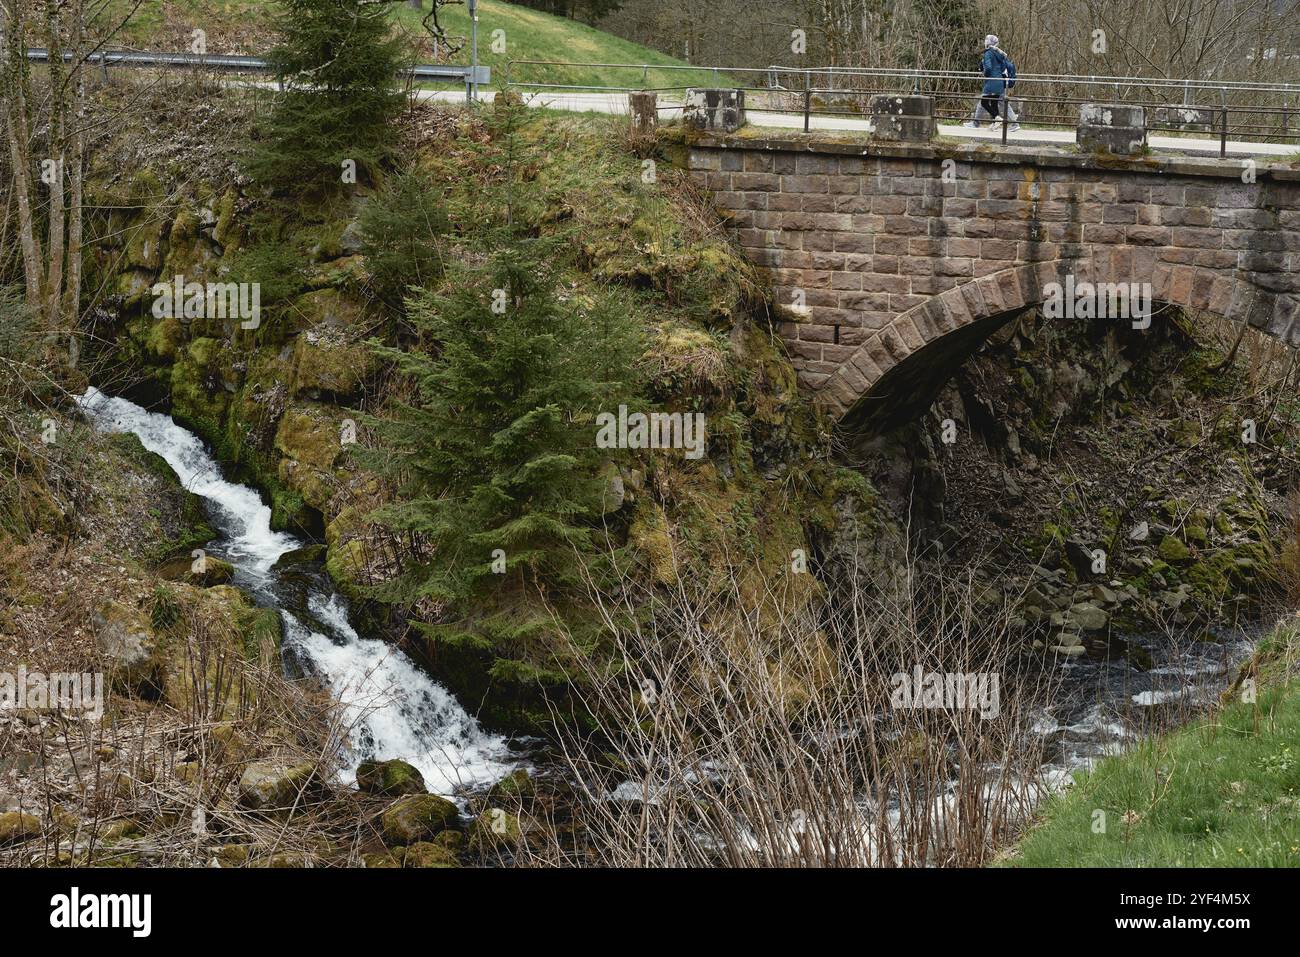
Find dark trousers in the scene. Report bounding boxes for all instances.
[980,94,1001,120]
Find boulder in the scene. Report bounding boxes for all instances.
[155,552,235,587]
[271,545,327,570]
[487,768,535,803]
[468,808,523,852]
[402,841,459,868]
[91,601,160,695]
[0,811,41,845]
[237,761,316,812]
[380,794,459,847]
[1066,601,1109,632]
[291,334,373,400]
[356,759,427,797]
[1063,538,1096,578]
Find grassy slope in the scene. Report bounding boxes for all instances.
[1007,622,1300,867]
[101,0,717,89]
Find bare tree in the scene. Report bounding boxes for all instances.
[1,0,89,350]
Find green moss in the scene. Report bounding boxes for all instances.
[381,794,459,847]
[1158,535,1190,563]
[292,335,374,398]
[213,188,239,250]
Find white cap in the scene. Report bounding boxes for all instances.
[985,34,999,48]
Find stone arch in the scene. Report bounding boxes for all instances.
[820,255,1300,428]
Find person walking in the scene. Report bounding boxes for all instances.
[964,34,1020,131]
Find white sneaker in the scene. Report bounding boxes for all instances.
[962,120,980,129]
[1008,122,1021,132]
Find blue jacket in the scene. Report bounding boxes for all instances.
[981,47,1016,95]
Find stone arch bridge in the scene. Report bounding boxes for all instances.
[684,134,1300,431]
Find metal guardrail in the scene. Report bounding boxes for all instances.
[504,59,1300,149]
[26,47,490,99]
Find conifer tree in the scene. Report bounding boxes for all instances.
[248,0,408,191]
[360,101,640,657]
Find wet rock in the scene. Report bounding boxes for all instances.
[271,544,327,570]
[381,794,459,847]
[1066,601,1109,632]
[1049,644,1086,657]
[468,808,523,852]
[487,768,535,803]
[356,759,426,797]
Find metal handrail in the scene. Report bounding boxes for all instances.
[506,58,1300,96]
[25,47,491,91]
[505,58,1300,150]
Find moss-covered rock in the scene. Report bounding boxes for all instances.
[274,404,347,510]
[146,316,186,361]
[155,552,235,587]
[1158,535,1191,563]
[486,768,535,803]
[295,288,364,333]
[0,811,41,845]
[272,544,327,570]
[91,600,161,696]
[292,334,373,400]
[237,760,316,812]
[356,759,427,797]
[171,337,231,435]
[468,807,522,852]
[380,794,459,847]
[402,841,459,868]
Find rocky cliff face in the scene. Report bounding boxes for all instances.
[80,94,861,732]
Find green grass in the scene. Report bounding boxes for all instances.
[98,1,717,91]
[1006,622,1300,867]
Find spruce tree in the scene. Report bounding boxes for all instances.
[248,0,408,191]
[363,236,639,654]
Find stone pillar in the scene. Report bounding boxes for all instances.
[1151,106,1213,132]
[869,95,935,143]
[1077,104,1147,155]
[684,89,746,133]
[630,91,658,133]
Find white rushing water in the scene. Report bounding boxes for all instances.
[77,387,515,795]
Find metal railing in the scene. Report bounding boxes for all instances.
[504,60,1300,151]
[26,47,491,100]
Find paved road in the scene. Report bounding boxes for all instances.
[416,87,1299,159]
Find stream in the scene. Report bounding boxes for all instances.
[73,389,1263,857]
[76,388,517,797]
